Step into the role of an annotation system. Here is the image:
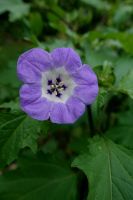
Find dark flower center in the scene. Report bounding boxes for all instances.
[47,77,67,98]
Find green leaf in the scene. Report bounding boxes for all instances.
[88,32,133,55]
[84,46,117,68]
[0,154,78,200]
[107,126,133,149]
[94,64,115,87]
[29,12,44,36]
[114,56,133,83]
[72,136,133,200]
[0,113,42,166]
[91,87,109,127]
[0,61,21,87]
[0,99,20,111]
[81,0,110,10]
[0,0,30,22]
[114,33,133,55]
[117,69,133,98]
[106,101,133,149]
[113,5,133,26]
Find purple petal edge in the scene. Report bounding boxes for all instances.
[51,48,82,73]
[50,96,85,124]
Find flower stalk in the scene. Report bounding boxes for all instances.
[87,105,95,137]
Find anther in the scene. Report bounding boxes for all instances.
[56,77,61,83]
[47,77,67,98]
[48,80,52,85]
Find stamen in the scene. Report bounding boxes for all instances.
[54,90,58,96]
[48,80,52,85]
[47,76,67,98]
[56,77,61,83]
[47,89,52,95]
[59,82,64,87]
[56,93,62,98]
[62,85,67,90]
[50,84,55,89]
[58,88,64,92]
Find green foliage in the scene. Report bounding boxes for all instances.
[114,56,133,83]
[0,113,43,166]
[0,99,20,111]
[106,100,133,149]
[29,12,44,37]
[117,70,133,98]
[0,154,78,200]
[72,136,133,200]
[0,0,30,22]
[113,4,133,26]
[81,0,110,10]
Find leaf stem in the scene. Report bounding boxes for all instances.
[87,105,95,137]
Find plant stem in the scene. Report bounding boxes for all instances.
[87,105,95,137]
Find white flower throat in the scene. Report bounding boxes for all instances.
[41,67,76,103]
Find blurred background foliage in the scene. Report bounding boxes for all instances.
[0,0,133,199]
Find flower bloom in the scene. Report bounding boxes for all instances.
[17,48,98,124]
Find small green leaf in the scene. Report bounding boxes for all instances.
[118,69,133,98]
[84,46,117,68]
[113,5,133,26]
[72,136,133,200]
[114,56,133,83]
[94,64,115,88]
[88,32,133,55]
[0,154,78,200]
[29,12,44,36]
[0,0,30,22]
[0,113,42,166]
[91,87,109,127]
[81,0,110,10]
[0,99,20,111]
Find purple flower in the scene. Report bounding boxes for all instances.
[17,48,98,124]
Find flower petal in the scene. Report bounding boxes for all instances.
[20,83,42,106]
[50,96,85,124]
[51,48,82,73]
[71,64,98,85]
[66,96,85,120]
[21,97,52,121]
[17,59,41,83]
[74,84,99,105]
[17,48,53,83]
